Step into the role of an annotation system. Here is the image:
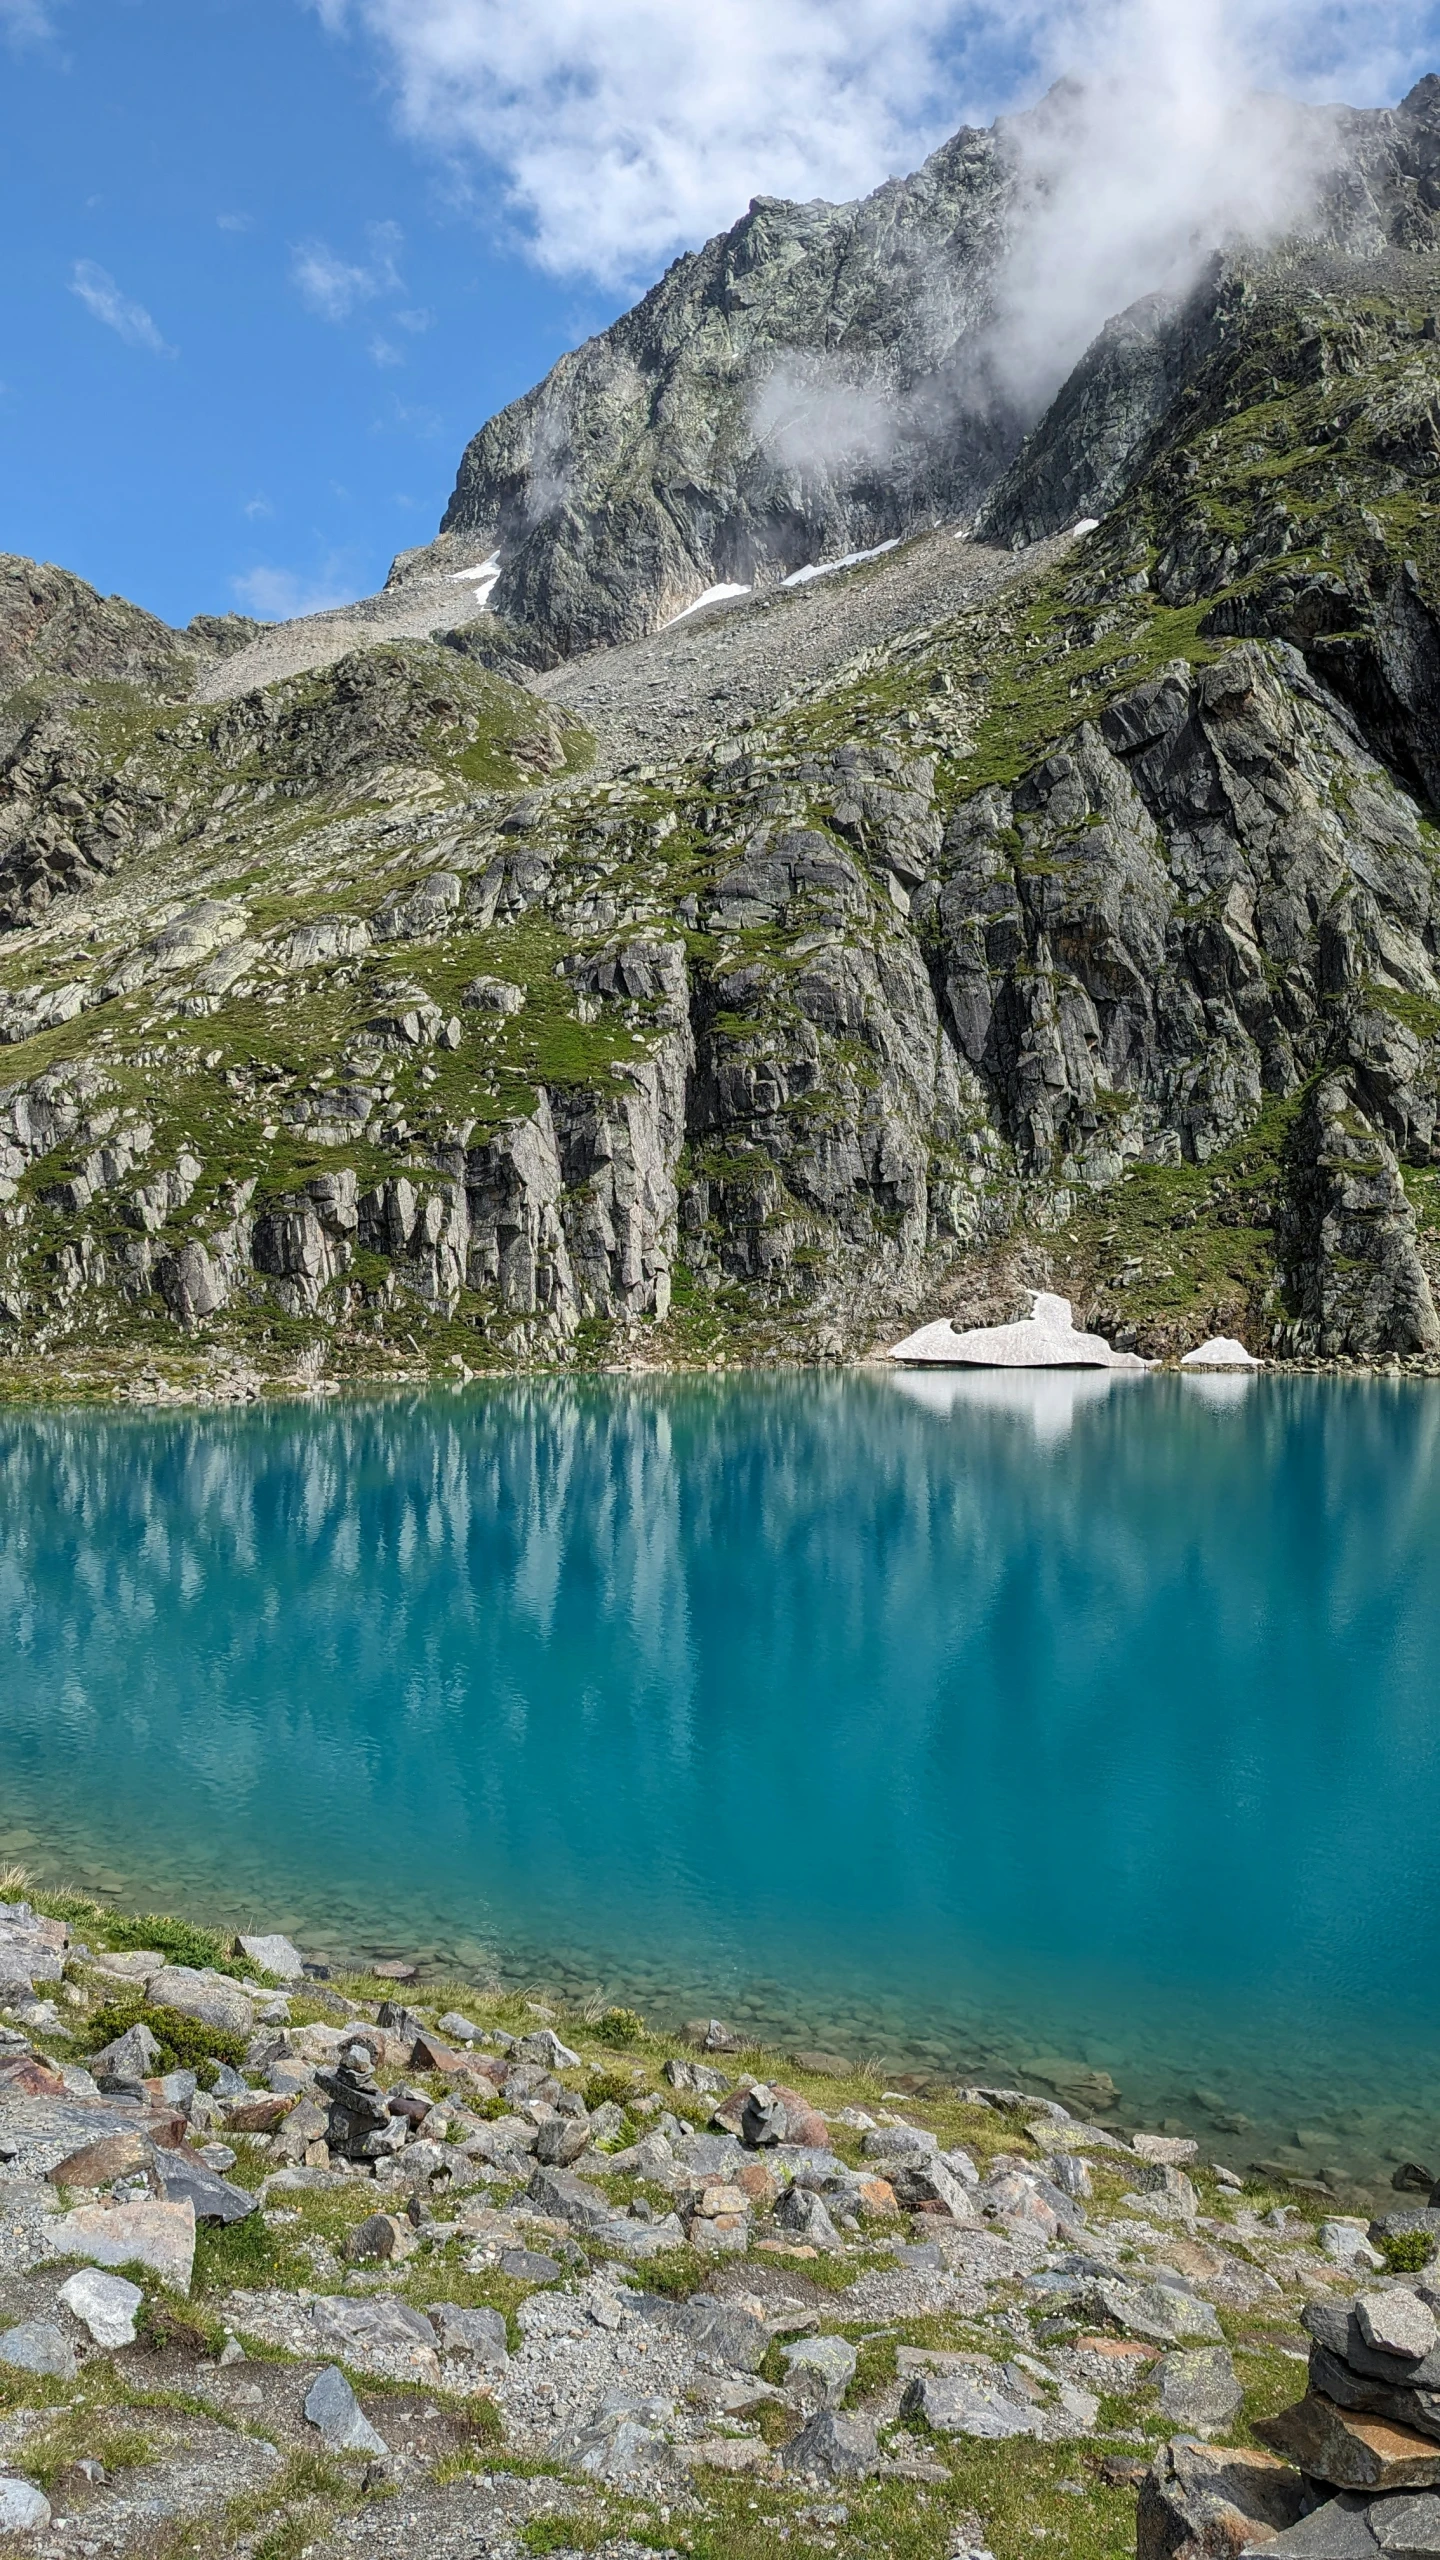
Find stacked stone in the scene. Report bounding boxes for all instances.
[1246,2287,1440,2557]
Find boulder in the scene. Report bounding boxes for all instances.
[900,2365,1039,2439]
[304,2365,389,2456]
[782,2408,880,2479]
[345,2213,413,2263]
[147,1968,254,2036]
[0,2321,76,2380]
[525,2164,612,2230]
[307,2297,440,2382]
[1359,2296,1440,2362]
[782,2335,857,2408]
[46,2197,197,2294]
[428,2302,508,2368]
[1136,2439,1307,2560]
[236,1934,305,1982]
[1157,2347,1245,2434]
[0,2479,50,2533]
[89,2021,162,2083]
[1258,2399,1440,2490]
[513,2029,581,2070]
[48,2130,153,2188]
[1132,2161,1200,2216]
[57,2268,143,2349]
[774,2184,840,2250]
[1088,2277,1222,2344]
[152,2149,258,2224]
[639,2291,769,2373]
[534,2112,592,2167]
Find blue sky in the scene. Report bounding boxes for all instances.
[0,0,622,627]
[3,0,1435,632]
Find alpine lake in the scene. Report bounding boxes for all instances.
[2,1367,1438,2200]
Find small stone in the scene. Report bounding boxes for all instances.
[437,2013,479,2042]
[0,2479,51,2532]
[782,2335,858,2408]
[304,2364,389,2455]
[1357,2291,1439,2361]
[1131,2135,1200,2164]
[57,2270,143,2349]
[345,2212,413,2262]
[1156,2345,1244,2433]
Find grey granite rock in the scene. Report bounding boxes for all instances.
[782,2408,881,2479]
[304,2364,389,2455]
[0,2319,76,2379]
[152,2149,258,2224]
[782,2335,858,2408]
[900,2365,1039,2438]
[0,2478,51,2532]
[1156,2345,1244,2433]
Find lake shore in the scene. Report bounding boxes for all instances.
[0,1869,1428,2560]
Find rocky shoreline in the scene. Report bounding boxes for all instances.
[2,1878,1439,2560]
[4,1343,1440,1413]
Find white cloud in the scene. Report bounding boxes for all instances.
[231,560,358,618]
[0,0,57,43]
[369,334,404,366]
[291,219,404,320]
[242,495,274,519]
[69,260,174,356]
[312,0,1440,290]
[217,211,254,234]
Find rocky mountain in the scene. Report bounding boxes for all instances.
[5,79,1440,1394]
[437,77,1440,657]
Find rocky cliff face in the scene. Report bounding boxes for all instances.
[438,80,1440,661]
[6,85,1440,1390]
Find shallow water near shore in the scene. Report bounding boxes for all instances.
[2,1368,1439,2189]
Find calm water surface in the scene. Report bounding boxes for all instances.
[2,1368,1438,2186]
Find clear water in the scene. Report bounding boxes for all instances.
[2,1368,1439,2192]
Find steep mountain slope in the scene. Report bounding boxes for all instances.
[435,79,1440,659]
[5,95,1440,1393]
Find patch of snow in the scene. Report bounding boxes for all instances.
[1181,1336,1259,1369]
[1070,519,1100,539]
[889,1290,1153,1372]
[783,538,901,589]
[449,553,502,608]
[664,582,752,626]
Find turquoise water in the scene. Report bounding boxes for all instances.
[2,1368,1440,2189]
